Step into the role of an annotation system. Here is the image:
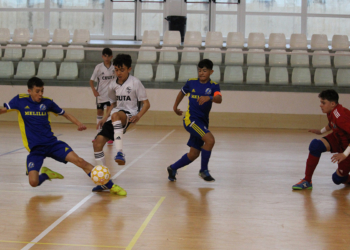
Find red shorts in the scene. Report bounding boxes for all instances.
[323,133,348,153]
[324,133,350,175]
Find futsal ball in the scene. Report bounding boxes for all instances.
[91,165,111,185]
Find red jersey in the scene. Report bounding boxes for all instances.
[327,104,350,148]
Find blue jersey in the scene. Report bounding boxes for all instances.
[4,94,65,152]
[181,78,221,126]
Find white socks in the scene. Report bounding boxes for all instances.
[94,151,106,166]
[113,120,123,152]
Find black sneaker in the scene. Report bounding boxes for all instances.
[199,170,215,182]
[167,166,177,181]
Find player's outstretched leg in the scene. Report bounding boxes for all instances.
[199,132,215,182]
[66,151,126,196]
[292,139,327,190]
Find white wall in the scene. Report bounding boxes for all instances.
[2,85,350,115]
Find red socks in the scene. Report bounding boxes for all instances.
[304,154,320,182]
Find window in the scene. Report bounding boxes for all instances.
[185,1,210,38]
[139,2,165,37]
[112,1,136,38]
[0,0,349,41]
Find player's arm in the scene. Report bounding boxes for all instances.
[130,99,150,123]
[173,91,185,116]
[62,112,87,131]
[97,102,116,128]
[331,142,350,164]
[89,80,99,97]
[0,107,7,114]
[308,124,331,135]
[213,92,222,104]
[330,115,350,164]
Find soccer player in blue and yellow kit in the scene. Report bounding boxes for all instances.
[167,59,222,182]
[0,77,126,195]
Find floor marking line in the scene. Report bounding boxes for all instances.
[0,240,126,248]
[21,193,95,250]
[0,134,62,157]
[21,130,175,250]
[111,129,175,180]
[125,197,166,250]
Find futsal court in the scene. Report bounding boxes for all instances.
[0,121,349,250]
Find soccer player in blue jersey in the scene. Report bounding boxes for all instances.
[167,59,222,182]
[0,77,126,195]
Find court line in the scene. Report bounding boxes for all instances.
[21,129,175,250]
[125,197,166,250]
[111,130,175,180]
[0,240,126,249]
[0,134,62,157]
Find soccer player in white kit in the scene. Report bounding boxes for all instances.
[92,54,150,191]
[89,48,114,144]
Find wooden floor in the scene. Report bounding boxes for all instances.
[0,121,350,250]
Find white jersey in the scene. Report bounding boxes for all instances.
[91,62,115,103]
[108,75,148,117]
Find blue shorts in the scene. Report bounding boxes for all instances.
[26,140,73,173]
[183,119,210,151]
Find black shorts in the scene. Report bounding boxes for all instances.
[96,110,133,140]
[96,101,110,110]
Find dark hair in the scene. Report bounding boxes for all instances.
[113,54,132,68]
[102,48,113,57]
[318,89,339,103]
[198,59,213,70]
[27,77,44,89]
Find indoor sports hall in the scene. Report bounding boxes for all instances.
[1,1,350,249]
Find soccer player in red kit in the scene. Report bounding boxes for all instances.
[293,89,350,190]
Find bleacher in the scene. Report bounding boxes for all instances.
[1,28,350,92]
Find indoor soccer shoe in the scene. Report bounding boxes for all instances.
[167,166,177,181]
[92,185,109,192]
[199,170,215,182]
[107,140,113,145]
[110,184,127,196]
[292,179,313,190]
[114,152,125,165]
[41,167,64,180]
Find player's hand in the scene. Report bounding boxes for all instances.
[77,124,87,131]
[93,90,100,97]
[308,129,322,135]
[174,108,183,116]
[331,153,347,163]
[129,115,140,123]
[197,96,211,105]
[97,117,107,129]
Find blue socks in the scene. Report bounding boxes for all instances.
[105,180,114,189]
[171,150,212,171]
[171,154,192,170]
[38,173,49,186]
[200,149,211,172]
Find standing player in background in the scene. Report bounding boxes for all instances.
[90,48,114,144]
[167,59,222,182]
[0,77,126,196]
[293,90,350,190]
[92,54,150,191]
